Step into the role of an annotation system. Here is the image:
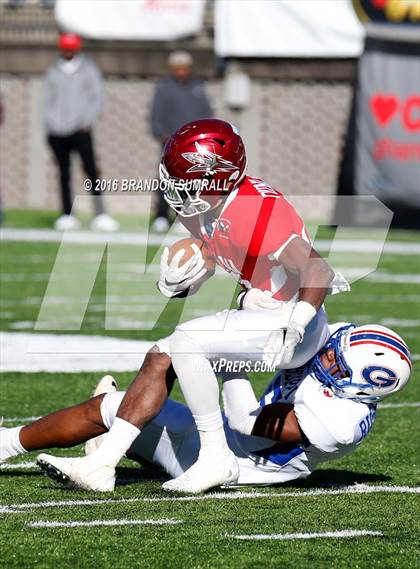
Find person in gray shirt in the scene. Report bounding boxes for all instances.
[44,33,118,232]
[150,51,212,232]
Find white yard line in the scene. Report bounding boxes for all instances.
[367,274,419,284]
[378,402,420,409]
[331,270,420,284]
[2,270,419,285]
[27,518,182,529]
[225,529,383,541]
[8,319,159,331]
[1,228,418,255]
[334,316,420,329]
[141,485,420,501]
[380,318,420,328]
[1,417,42,424]
[1,485,419,514]
[0,332,153,372]
[0,228,165,246]
[316,240,419,255]
[0,461,37,470]
[1,322,418,373]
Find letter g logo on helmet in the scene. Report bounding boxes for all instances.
[361,366,398,388]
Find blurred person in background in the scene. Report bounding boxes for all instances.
[44,32,119,232]
[0,92,4,225]
[149,50,212,232]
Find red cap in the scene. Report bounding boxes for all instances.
[58,33,82,52]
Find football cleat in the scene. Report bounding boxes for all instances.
[37,454,115,492]
[91,374,118,398]
[162,451,239,494]
[85,375,118,456]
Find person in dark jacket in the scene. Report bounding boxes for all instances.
[150,51,212,232]
[44,33,119,232]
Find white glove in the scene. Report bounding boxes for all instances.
[262,301,317,368]
[158,244,207,298]
[238,288,285,311]
[263,322,305,368]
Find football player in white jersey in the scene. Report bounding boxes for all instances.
[1,323,411,489]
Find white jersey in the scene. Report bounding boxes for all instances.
[226,364,376,485]
[101,365,377,485]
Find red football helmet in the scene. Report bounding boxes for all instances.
[159,119,247,217]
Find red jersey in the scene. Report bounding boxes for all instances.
[184,176,311,301]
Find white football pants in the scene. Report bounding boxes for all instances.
[156,307,329,369]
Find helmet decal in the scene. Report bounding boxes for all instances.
[361,365,398,388]
[349,329,412,368]
[182,142,239,175]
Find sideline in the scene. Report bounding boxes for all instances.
[1,228,418,255]
[0,331,152,372]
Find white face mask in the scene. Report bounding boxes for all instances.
[58,55,81,74]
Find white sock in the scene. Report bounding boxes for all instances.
[170,331,232,463]
[193,410,231,463]
[0,427,27,461]
[87,417,140,468]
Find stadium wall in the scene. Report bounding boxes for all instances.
[0,1,355,221]
[0,74,352,220]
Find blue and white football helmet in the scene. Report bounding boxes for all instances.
[310,324,412,402]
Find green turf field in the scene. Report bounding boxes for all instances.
[0,213,419,569]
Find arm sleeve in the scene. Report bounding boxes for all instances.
[222,377,262,436]
[83,63,104,128]
[293,377,361,454]
[150,83,168,140]
[43,70,55,131]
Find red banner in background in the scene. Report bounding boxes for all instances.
[355,38,420,207]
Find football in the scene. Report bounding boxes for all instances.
[167,237,216,273]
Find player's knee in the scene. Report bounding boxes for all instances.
[141,346,172,374]
[170,328,204,356]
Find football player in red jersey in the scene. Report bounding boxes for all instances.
[35,119,348,493]
[158,120,345,364]
[154,119,346,492]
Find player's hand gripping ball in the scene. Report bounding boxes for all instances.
[158,238,215,298]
